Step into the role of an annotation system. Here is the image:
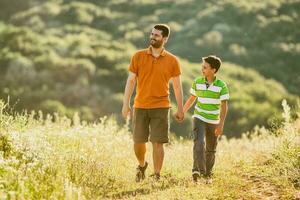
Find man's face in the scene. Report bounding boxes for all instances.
[149,28,166,48]
[202,61,216,77]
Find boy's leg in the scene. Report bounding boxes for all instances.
[192,118,206,175]
[205,123,218,177]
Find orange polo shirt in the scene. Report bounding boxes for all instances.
[129,47,181,109]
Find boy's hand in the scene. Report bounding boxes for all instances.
[215,124,223,136]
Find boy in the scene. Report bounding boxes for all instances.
[183,55,229,183]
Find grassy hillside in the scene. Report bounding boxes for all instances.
[0,0,299,137]
[0,100,299,199]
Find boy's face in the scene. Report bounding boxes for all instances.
[202,61,216,77]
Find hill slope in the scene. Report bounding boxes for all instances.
[0,0,299,137]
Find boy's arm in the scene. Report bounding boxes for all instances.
[215,100,228,136]
[183,95,197,113]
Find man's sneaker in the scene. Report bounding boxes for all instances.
[135,162,148,182]
[150,172,160,181]
[192,170,201,182]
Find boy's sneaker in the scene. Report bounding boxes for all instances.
[205,174,213,184]
[192,170,201,182]
[135,162,148,182]
[150,172,160,181]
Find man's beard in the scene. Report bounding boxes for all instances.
[150,39,163,48]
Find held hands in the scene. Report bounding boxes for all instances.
[174,110,184,123]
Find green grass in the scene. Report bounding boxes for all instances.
[0,100,299,199]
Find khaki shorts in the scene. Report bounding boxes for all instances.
[132,108,170,143]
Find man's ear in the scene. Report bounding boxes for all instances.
[163,37,168,43]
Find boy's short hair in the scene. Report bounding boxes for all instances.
[153,24,170,38]
[202,55,222,73]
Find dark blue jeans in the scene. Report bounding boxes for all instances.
[192,117,218,176]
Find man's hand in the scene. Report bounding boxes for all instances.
[122,105,131,119]
[215,124,224,136]
[174,110,184,123]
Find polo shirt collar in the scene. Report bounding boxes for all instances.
[147,46,167,57]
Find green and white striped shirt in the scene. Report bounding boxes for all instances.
[190,77,229,124]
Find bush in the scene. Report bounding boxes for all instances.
[39,100,67,116]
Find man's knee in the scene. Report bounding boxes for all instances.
[152,142,163,150]
[134,143,146,151]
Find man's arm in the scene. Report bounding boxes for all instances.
[215,100,228,136]
[172,75,184,122]
[183,95,197,113]
[122,72,136,119]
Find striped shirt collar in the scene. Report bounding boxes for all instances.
[205,76,217,88]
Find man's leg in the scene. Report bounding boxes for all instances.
[134,143,146,167]
[133,108,149,167]
[132,108,149,182]
[149,108,169,180]
[134,142,148,182]
[152,142,164,174]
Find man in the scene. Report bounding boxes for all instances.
[122,24,184,182]
[183,55,229,183]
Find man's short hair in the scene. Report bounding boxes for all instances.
[153,24,170,38]
[202,55,222,72]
